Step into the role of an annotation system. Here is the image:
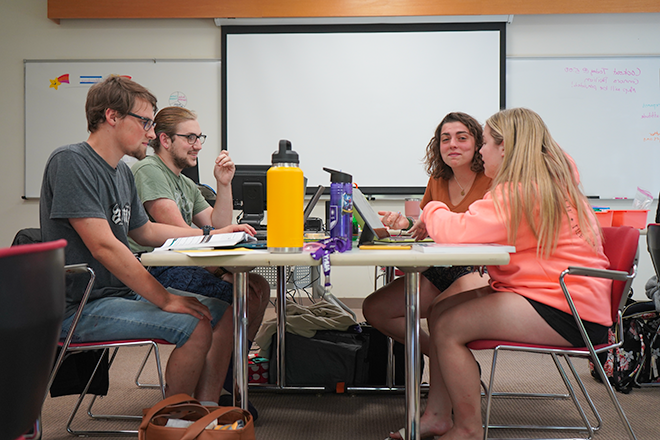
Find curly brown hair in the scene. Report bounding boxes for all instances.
[424,112,484,180]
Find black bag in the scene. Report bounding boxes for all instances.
[267,324,422,390]
[359,324,414,386]
[590,300,660,393]
[49,348,110,397]
[268,329,367,389]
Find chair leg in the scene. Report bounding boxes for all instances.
[563,355,602,432]
[549,353,595,438]
[589,350,638,440]
[85,348,141,421]
[135,344,160,389]
[17,418,41,440]
[65,348,140,436]
[481,348,498,440]
[87,343,166,419]
[482,349,604,439]
[66,342,167,436]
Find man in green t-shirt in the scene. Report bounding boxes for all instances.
[131,106,270,347]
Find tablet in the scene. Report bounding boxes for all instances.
[352,188,390,245]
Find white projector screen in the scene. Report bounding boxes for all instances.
[222,24,505,193]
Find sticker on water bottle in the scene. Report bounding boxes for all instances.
[342,193,353,214]
[328,205,338,230]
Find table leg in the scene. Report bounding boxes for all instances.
[233,271,249,410]
[385,267,396,389]
[276,266,287,387]
[404,270,421,440]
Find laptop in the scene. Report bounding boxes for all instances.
[248,185,325,244]
[352,187,429,245]
[304,185,325,227]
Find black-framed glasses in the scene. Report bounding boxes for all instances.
[174,133,207,145]
[127,112,156,131]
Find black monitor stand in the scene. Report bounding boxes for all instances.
[239,181,266,230]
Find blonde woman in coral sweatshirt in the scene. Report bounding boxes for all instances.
[386,108,610,440]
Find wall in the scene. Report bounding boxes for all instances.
[0,0,221,246]
[2,2,659,298]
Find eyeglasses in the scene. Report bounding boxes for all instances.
[127,112,156,131]
[174,133,207,145]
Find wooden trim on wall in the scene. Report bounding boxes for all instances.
[48,0,660,21]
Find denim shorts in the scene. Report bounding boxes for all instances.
[59,288,230,348]
[422,265,475,292]
[149,266,234,304]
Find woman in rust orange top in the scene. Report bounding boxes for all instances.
[362,112,492,357]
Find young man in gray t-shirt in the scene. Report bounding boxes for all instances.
[40,76,235,403]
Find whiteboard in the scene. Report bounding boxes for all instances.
[24,59,221,198]
[222,24,504,192]
[507,56,660,199]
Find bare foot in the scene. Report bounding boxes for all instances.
[433,425,482,440]
[386,417,452,440]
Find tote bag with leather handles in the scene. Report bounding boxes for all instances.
[139,394,255,440]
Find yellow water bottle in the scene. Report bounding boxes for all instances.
[267,140,304,253]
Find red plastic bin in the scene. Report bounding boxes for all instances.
[611,210,649,229]
[594,211,613,227]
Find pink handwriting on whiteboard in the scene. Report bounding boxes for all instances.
[564,66,641,94]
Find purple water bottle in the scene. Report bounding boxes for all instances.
[323,167,353,252]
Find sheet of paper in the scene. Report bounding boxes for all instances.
[413,243,516,254]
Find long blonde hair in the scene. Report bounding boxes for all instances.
[486,108,599,257]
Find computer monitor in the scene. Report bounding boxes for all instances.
[232,164,270,229]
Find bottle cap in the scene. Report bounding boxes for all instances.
[272,139,299,164]
[323,167,352,183]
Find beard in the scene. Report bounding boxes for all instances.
[129,144,148,161]
[173,153,197,170]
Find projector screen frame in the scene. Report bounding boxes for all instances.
[221,23,506,195]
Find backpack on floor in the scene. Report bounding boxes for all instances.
[589,300,660,393]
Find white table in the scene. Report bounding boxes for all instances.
[141,245,511,440]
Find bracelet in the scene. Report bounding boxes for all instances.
[406,217,414,230]
[202,225,214,235]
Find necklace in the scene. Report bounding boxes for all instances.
[453,176,467,196]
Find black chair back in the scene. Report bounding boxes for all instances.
[647,224,660,279]
[0,240,66,440]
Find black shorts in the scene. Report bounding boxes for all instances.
[525,297,609,347]
[422,266,476,292]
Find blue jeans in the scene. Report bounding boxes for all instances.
[60,288,230,348]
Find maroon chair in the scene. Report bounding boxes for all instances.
[0,240,67,440]
[10,228,172,436]
[468,226,639,440]
[46,266,171,437]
